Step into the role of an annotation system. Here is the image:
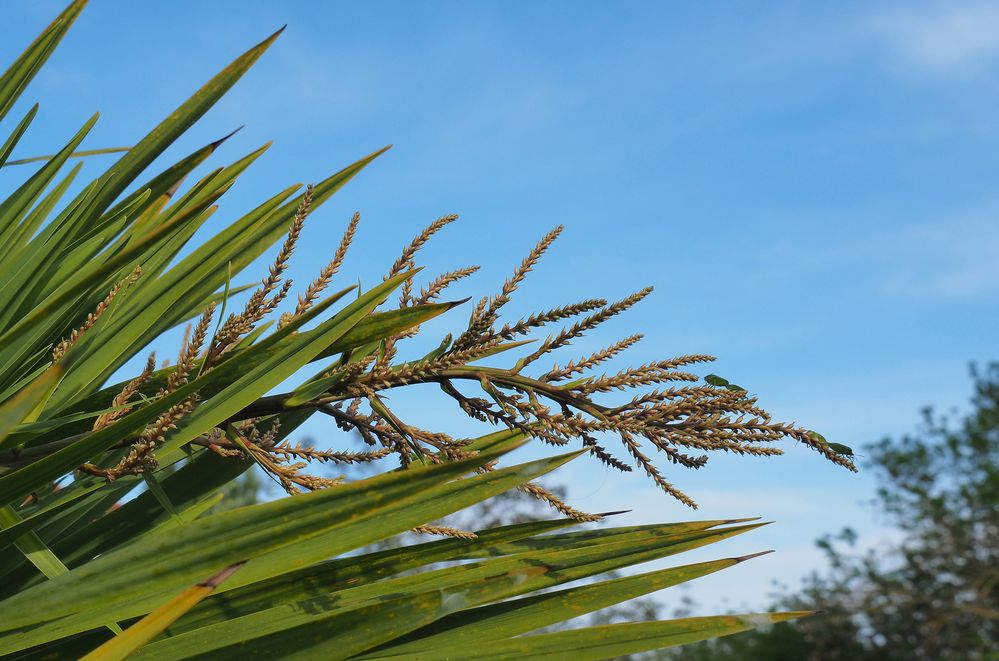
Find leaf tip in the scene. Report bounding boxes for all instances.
[210,125,244,150]
[446,296,472,309]
[735,549,774,563]
[263,24,287,46]
[197,561,246,589]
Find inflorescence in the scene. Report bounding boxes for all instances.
[71,191,857,528]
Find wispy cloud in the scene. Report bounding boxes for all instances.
[867,3,999,75]
[877,207,999,299]
[751,203,999,303]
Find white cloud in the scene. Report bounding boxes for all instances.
[867,3,999,75]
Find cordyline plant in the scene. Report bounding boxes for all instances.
[0,3,856,659]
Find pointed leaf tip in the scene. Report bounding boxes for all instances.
[264,25,287,44]
[735,550,775,563]
[237,26,283,65]
[210,125,244,150]
[199,561,246,588]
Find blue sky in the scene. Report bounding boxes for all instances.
[3,1,997,611]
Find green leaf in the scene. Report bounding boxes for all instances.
[0,161,82,259]
[141,471,182,526]
[101,127,245,228]
[0,364,63,451]
[0,503,69,581]
[456,518,765,560]
[88,27,284,214]
[52,144,387,406]
[139,519,760,659]
[0,0,86,123]
[366,554,766,658]
[0,438,574,652]
[0,503,126,636]
[167,516,584,636]
[0,188,219,362]
[0,481,105,552]
[145,592,446,661]
[0,104,37,168]
[1,146,131,167]
[0,113,98,274]
[28,450,253,577]
[0,277,349,507]
[372,612,815,660]
[158,518,761,650]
